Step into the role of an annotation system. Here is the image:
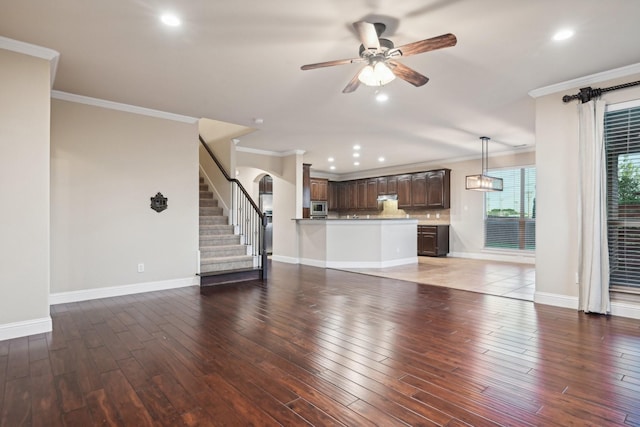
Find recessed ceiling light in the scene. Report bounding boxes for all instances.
[330,165,336,170]
[353,145,361,150]
[353,152,360,158]
[328,157,334,162]
[552,29,574,41]
[378,157,385,162]
[376,93,389,102]
[354,161,360,166]
[160,13,181,27]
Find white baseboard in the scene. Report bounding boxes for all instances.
[49,276,199,305]
[270,255,299,264]
[534,291,579,309]
[449,251,535,265]
[326,257,417,269]
[0,316,52,342]
[611,301,640,319]
[298,258,326,268]
[534,291,640,319]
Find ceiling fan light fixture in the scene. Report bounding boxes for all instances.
[358,62,395,87]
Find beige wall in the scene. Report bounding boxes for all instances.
[535,72,640,305]
[0,49,51,330]
[50,99,199,293]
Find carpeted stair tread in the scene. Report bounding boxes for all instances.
[199,224,234,235]
[200,255,254,272]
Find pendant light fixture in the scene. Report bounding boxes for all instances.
[465,136,503,191]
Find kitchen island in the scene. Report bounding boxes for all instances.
[296,218,418,268]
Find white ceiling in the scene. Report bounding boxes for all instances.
[3,0,640,175]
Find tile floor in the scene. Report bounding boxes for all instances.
[339,256,536,301]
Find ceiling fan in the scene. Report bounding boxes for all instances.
[301,21,457,93]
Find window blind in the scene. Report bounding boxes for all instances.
[484,167,536,251]
[605,104,640,289]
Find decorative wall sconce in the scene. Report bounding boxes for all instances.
[150,192,168,212]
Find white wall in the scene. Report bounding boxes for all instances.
[50,99,199,296]
[534,70,640,311]
[0,48,52,338]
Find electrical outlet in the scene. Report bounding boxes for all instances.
[138,263,144,273]
[575,272,579,284]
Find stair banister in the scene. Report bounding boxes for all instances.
[199,135,267,280]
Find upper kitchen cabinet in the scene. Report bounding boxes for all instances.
[397,174,412,209]
[397,169,450,210]
[387,175,398,195]
[325,168,450,211]
[426,169,451,209]
[259,175,273,194]
[366,178,378,209]
[310,178,328,201]
[328,181,339,211]
[377,176,387,195]
[410,172,428,207]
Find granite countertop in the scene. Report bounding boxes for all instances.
[417,221,451,226]
[295,217,418,221]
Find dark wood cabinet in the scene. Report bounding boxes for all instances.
[397,174,412,208]
[387,175,397,195]
[426,169,451,209]
[417,225,450,256]
[377,177,387,195]
[320,168,449,211]
[259,175,273,194]
[310,178,328,201]
[337,182,348,211]
[347,181,358,210]
[328,181,339,211]
[366,178,378,209]
[356,180,367,209]
[411,173,428,207]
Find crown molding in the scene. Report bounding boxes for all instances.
[0,36,60,87]
[236,146,306,157]
[51,91,198,123]
[529,62,640,98]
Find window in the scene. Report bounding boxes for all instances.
[484,167,536,251]
[605,102,640,290]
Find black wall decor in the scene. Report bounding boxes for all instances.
[150,192,168,213]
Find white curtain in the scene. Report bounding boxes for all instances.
[577,99,610,314]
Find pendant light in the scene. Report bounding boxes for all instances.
[465,136,503,191]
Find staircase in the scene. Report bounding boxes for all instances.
[199,177,256,284]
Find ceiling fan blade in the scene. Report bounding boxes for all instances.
[342,69,362,93]
[388,61,429,87]
[353,21,380,51]
[301,57,364,70]
[395,33,457,57]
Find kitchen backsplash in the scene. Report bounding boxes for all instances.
[328,200,450,224]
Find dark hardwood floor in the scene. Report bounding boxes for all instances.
[1,262,640,426]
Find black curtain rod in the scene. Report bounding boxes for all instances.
[562,80,640,103]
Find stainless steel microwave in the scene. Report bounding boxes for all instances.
[310,200,327,218]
